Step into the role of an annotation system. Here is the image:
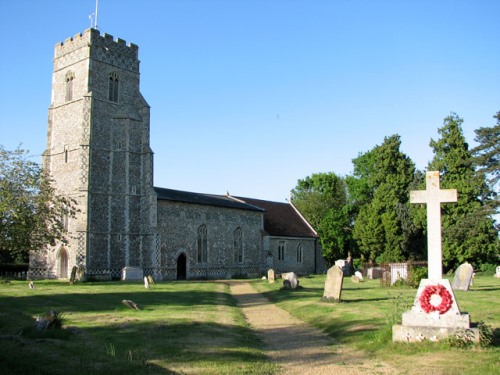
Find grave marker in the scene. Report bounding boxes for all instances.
[451,263,474,291]
[323,265,343,301]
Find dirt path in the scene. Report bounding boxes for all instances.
[229,281,396,375]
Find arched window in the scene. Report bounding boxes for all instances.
[234,227,243,263]
[108,72,119,102]
[296,243,303,263]
[278,241,285,261]
[65,71,74,102]
[197,225,207,263]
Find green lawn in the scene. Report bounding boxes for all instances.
[252,273,500,375]
[0,275,498,375]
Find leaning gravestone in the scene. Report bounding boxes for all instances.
[69,266,78,284]
[323,265,343,302]
[121,266,143,281]
[354,271,363,281]
[452,263,474,291]
[267,268,276,284]
[282,272,299,289]
[351,275,360,283]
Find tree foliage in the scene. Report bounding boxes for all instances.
[290,172,352,265]
[0,146,77,263]
[427,113,498,270]
[348,135,421,263]
[471,111,500,215]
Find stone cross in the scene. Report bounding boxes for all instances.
[410,171,457,280]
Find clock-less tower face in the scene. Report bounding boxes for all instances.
[30,28,158,280]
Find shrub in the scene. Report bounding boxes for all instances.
[407,266,428,288]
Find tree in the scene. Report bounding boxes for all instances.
[471,111,500,216]
[427,113,498,270]
[290,172,352,265]
[348,135,421,263]
[0,146,77,263]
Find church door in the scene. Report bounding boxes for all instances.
[177,253,187,280]
[58,248,68,278]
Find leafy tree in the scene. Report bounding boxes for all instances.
[427,113,498,270]
[0,146,77,263]
[291,172,352,265]
[348,135,420,263]
[471,111,500,216]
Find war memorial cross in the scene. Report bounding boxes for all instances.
[410,171,457,280]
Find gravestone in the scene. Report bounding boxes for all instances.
[121,266,143,281]
[282,272,299,289]
[367,267,384,279]
[144,276,149,289]
[267,268,276,284]
[351,275,360,283]
[393,171,479,343]
[452,263,474,291]
[122,299,140,310]
[496,266,500,278]
[354,271,363,281]
[323,265,343,302]
[69,266,78,284]
[29,281,35,289]
[147,275,155,285]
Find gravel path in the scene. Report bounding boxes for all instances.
[229,281,396,375]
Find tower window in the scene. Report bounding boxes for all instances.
[65,71,74,102]
[108,72,119,102]
[197,224,208,263]
[234,227,243,263]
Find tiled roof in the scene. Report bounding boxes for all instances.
[234,197,317,238]
[154,187,264,212]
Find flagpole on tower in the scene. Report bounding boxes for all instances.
[95,0,99,29]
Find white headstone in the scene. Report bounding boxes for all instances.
[144,276,149,289]
[496,266,500,278]
[354,271,363,280]
[283,272,299,289]
[267,268,276,283]
[121,266,143,281]
[451,263,473,291]
[410,171,457,280]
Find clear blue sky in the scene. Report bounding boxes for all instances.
[1,0,499,202]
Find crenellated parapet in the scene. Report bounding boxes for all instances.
[54,28,139,72]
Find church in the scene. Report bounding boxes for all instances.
[28,28,321,281]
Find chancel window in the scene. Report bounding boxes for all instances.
[296,243,303,263]
[65,71,74,102]
[278,241,285,261]
[108,72,119,102]
[197,224,208,263]
[234,227,243,263]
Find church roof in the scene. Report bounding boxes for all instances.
[233,197,317,238]
[154,187,264,212]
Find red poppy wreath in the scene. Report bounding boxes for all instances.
[419,284,453,314]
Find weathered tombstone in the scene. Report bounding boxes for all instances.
[28,281,35,289]
[393,171,479,343]
[267,268,276,284]
[282,272,299,289]
[351,275,360,283]
[147,275,155,285]
[144,276,149,289]
[323,265,343,302]
[35,310,61,331]
[367,267,384,279]
[122,299,140,310]
[354,271,363,281]
[69,266,78,284]
[121,266,143,281]
[451,263,474,291]
[496,266,500,278]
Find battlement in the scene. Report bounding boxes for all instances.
[54,28,138,60]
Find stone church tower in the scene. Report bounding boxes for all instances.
[28,28,158,279]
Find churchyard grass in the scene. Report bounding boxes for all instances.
[252,273,500,375]
[0,280,276,375]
